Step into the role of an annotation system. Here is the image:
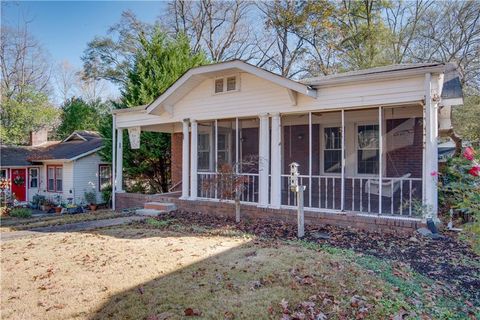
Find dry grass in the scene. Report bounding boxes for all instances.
[0,210,128,232]
[0,224,416,320]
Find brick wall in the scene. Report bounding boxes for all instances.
[116,192,424,234]
[171,133,183,190]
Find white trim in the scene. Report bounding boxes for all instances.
[145,60,317,114]
[270,113,282,208]
[69,146,104,161]
[112,114,116,210]
[181,119,190,199]
[190,120,198,200]
[258,113,270,207]
[62,132,87,142]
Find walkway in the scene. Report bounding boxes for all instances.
[0,216,145,242]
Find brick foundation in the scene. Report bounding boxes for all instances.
[116,192,424,234]
[171,133,183,191]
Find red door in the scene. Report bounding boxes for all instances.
[11,169,27,201]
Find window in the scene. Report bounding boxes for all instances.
[0,169,7,179]
[29,168,38,188]
[323,127,342,173]
[215,79,224,93]
[214,75,238,94]
[99,165,111,191]
[357,124,379,174]
[217,132,230,165]
[198,133,211,171]
[47,165,63,192]
[226,76,236,91]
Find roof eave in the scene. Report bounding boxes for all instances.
[304,65,447,87]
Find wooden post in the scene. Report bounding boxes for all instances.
[297,186,305,238]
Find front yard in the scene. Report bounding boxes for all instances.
[1,212,478,320]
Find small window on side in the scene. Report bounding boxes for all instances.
[215,79,224,93]
[226,76,236,91]
[29,168,38,188]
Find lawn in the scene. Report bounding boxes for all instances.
[1,217,477,320]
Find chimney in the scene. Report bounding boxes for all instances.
[29,128,49,146]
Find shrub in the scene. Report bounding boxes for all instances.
[101,186,112,207]
[84,191,97,205]
[439,146,480,221]
[9,208,32,218]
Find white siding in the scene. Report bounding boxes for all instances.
[73,153,106,204]
[116,72,430,130]
[38,162,74,204]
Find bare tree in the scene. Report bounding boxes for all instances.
[164,0,258,62]
[53,60,78,103]
[384,0,433,64]
[255,0,308,78]
[0,22,52,100]
[411,0,480,90]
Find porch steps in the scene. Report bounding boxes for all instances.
[144,202,177,212]
[136,209,165,216]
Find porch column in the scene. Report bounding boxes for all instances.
[258,113,270,207]
[190,119,198,200]
[423,73,439,222]
[116,128,124,192]
[270,113,281,208]
[181,119,190,199]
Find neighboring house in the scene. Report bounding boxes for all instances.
[112,60,463,231]
[0,130,111,205]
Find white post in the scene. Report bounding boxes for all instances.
[111,115,116,210]
[378,107,383,214]
[116,128,124,193]
[258,113,270,207]
[297,186,305,238]
[341,109,345,211]
[270,113,282,208]
[181,119,190,199]
[190,119,198,200]
[423,73,439,222]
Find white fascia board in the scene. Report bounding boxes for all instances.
[69,146,104,161]
[62,132,87,142]
[307,65,446,87]
[145,60,317,115]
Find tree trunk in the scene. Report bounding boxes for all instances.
[235,198,241,223]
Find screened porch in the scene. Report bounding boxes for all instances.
[188,105,424,218]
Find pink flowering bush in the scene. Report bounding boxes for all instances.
[439,146,480,222]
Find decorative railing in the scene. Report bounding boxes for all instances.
[281,174,422,217]
[197,172,259,203]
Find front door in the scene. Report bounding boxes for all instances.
[11,169,27,201]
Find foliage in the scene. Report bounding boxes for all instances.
[9,208,32,218]
[452,94,480,143]
[56,97,108,139]
[101,186,112,206]
[31,194,46,210]
[98,29,207,193]
[439,147,480,222]
[145,217,176,228]
[84,190,97,205]
[0,88,59,145]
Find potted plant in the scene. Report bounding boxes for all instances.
[84,191,97,211]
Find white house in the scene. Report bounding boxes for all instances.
[1,130,111,205]
[112,60,463,230]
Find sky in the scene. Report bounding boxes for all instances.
[1,1,169,100]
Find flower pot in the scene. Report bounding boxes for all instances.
[54,207,62,214]
[89,204,97,212]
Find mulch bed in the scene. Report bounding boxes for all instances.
[155,210,480,304]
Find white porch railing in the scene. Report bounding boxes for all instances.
[197,172,259,203]
[281,175,422,217]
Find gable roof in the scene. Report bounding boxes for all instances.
[0,131,104,167]
[145,60,317,115]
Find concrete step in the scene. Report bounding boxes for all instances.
[136,209,166,216]
[144,202,177,212]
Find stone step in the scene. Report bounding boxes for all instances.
[136,209,166,216]
[144,202,177,212]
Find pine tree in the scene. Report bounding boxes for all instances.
[100,29,207,193]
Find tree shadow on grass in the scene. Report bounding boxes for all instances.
[86,234,409,320]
